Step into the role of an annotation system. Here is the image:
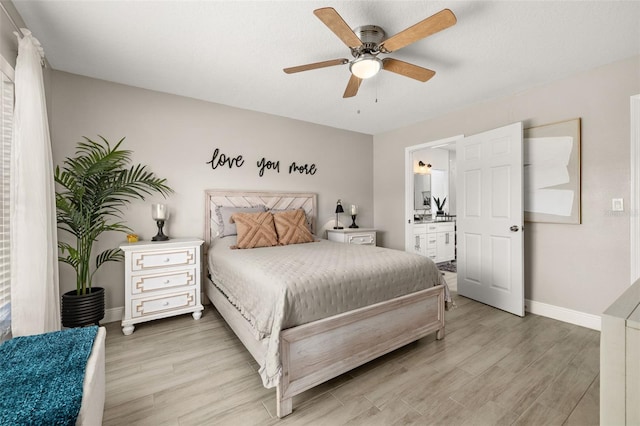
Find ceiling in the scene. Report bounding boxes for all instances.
[12,1,640,135]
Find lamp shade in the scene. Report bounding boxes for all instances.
[151,203,168,220]
[349,54,382,79]
[335,202,344,214]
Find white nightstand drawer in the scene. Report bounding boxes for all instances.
[132,247,196,271]
[132,290,196,318]
[348,233,375,245]
[131,269,196,295]
[327,228,377,246]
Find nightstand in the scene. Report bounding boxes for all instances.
[327,228,377,246]
[119,238,204,335]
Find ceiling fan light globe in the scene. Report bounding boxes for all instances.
[350,55,382,79]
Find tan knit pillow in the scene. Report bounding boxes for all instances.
[230,211,278,249]
[273,209,314,246]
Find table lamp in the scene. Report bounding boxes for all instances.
[334,200,344,229]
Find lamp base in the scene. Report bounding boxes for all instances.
[333,226,344,230]
[151,220,169,241]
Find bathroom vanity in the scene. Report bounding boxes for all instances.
[412,220,455,263]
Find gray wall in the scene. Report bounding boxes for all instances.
[5,0,639,320]
[49,70,374,311]
[374,55,640,317]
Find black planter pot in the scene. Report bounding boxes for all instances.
[61,287,105,327]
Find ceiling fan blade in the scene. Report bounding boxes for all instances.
[382,58,435,82]
[314,7,363,49]
[283,58,349,74]
[380,9,457,53]
[343,74,362,98]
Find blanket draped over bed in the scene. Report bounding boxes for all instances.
[209,238,450,387]
[0,325,98,425]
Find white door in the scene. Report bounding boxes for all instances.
[457,122,524,316]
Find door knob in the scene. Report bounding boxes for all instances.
[510,225,519,232]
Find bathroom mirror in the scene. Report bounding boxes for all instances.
[414,173,431,211]
[430,169,449,213]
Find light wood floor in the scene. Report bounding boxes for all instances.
[102,290,600,425]
[441,270,457,292]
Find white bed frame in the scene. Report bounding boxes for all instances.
[203,190,445,418]
[78,326,106,425]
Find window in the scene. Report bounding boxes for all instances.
[0,67,13,342]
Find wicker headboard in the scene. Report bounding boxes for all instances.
[203,189,317,249]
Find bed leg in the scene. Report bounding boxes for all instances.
[436,327,445,340]
[276,385,292,418]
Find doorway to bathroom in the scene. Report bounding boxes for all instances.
[404,122,525,316]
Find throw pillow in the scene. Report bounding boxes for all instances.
[268,208,313,232]
[273,209,314,246]
[231,211,278,249]
[216,205,266,238]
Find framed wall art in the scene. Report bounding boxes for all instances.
[524,118,581,224]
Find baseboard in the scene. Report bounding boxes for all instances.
[101,306,123,325]
[525,299,601,331]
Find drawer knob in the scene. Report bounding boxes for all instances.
[164,258,170,262]
[163,301,170,307]
[163,279,170,284]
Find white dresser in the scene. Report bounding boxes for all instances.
[412,221,455,263]
[327,228,377,246]
[119,238,204,335]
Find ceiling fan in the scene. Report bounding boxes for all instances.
[283,7,457,98]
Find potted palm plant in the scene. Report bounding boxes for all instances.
[56,136,173,327]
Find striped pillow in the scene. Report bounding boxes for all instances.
[230,211,278,249]
[273,209,314,246]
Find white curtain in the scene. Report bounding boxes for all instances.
[10,29,60,336]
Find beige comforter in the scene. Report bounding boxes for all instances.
[208,238,448,387]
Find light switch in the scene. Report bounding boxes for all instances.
[612,198,624,212]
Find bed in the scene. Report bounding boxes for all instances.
[0,326,105,425]
[77,326,106,425]
[203,190,447,417]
